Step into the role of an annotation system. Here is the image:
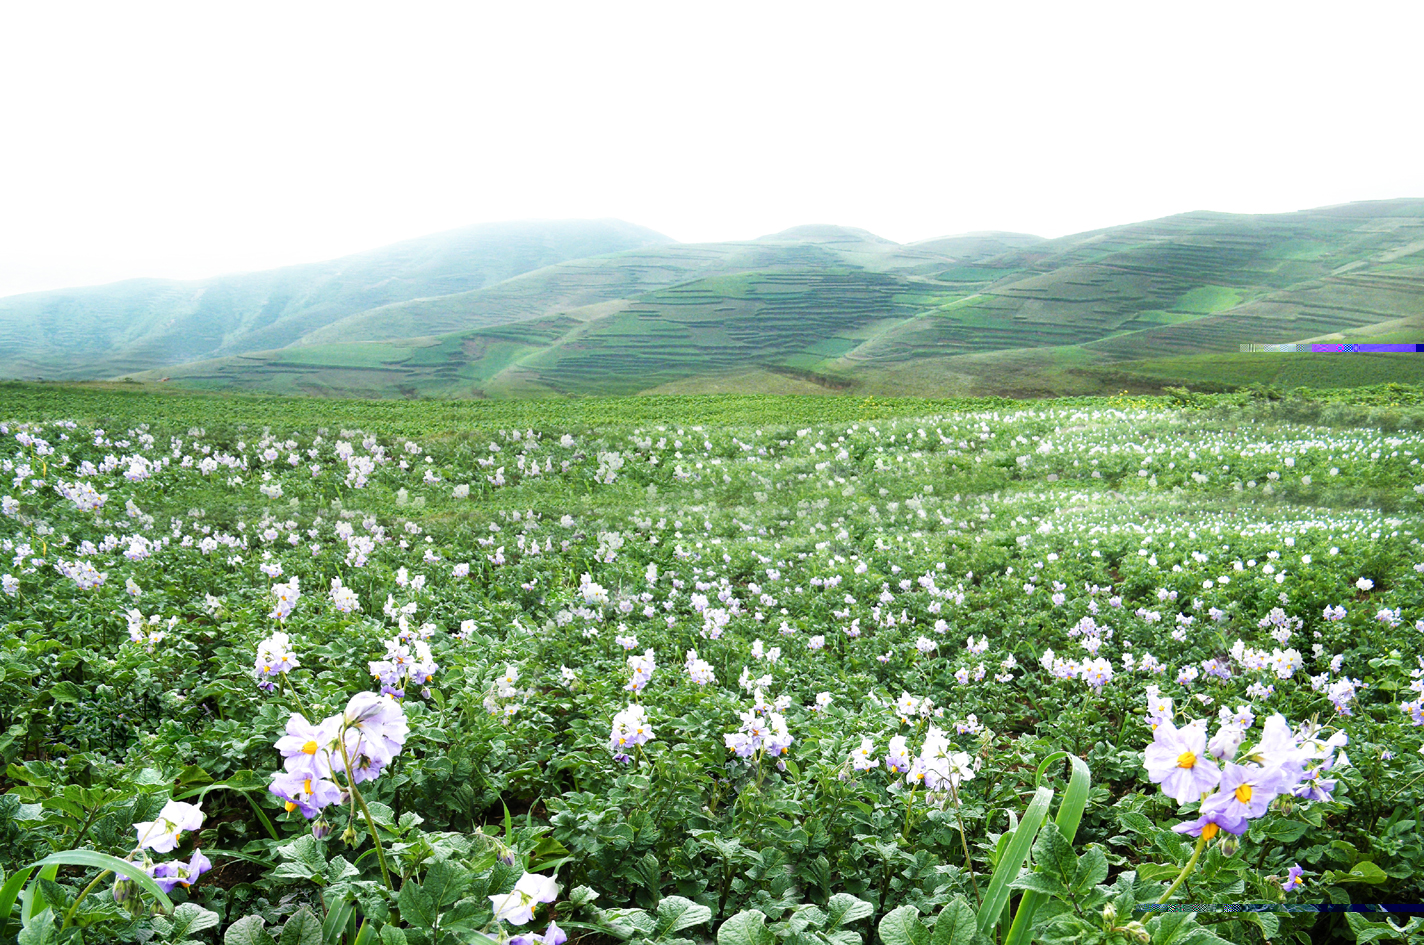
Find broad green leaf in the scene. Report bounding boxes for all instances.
[825,894,873,929]
[17,913,58,945]
[1343,913,1405,945]
[169,902,222,940]
[280,906,324,945]
[1324,861,1388,884]
[1008,871,1066,898]
[1071,847,1108,896]
[1032,913,1098,945]
[656,896,713,936]
[224,912,270,945]
[877,905,928,945]
[399,880,436,931]
[422,860,468,908]
[929,898,976,945]
[718,909,774,945]
[48,682,84,705]
[1032,822,1076,887]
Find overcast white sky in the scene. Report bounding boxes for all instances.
[1,1,1421,298]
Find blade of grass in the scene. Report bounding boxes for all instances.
[323,894,356,945]
[1003,753,1093,945]
[976,785,1053,939]
[0,866,37,937]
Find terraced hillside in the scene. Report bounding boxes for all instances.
[98,200,1424,396]
[0,219,672,379]
[293,228,964,346]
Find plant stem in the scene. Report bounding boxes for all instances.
[282,672,313,719]
[61,869,111,929]
[1157,833,1209,904]
[946,777,981,908]
[340,731,395,893]
[900,786,915,843]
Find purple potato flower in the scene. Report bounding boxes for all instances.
[1143,720,1220,804]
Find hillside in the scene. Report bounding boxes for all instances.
[0,219,671,378]
[116,200,1424,398]
[11,200,1424,397]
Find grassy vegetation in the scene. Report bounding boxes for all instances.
[1107,351,1424,389]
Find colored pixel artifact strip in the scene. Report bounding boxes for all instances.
[1239,343,1424,352]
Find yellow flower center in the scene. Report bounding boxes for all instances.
[302,740,319,754]
[1201,822,1219,841]
[1235,784,1253,804]
[1177,751,1196,769]
[304,779,312,794]
[285,801,297,812]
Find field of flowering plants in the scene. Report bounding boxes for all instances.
[3,385,1424,945]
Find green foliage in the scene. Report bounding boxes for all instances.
[2,390,1423,943]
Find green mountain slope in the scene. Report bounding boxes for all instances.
[293,227,958,346]
[33,200,1424,397]
[0,219,671,378]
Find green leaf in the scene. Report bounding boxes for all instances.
[422,861,468,909]
[274,835,327,884]
[1004,755,1091,945]
[379,926,408,945]
[399,880,436,931]
[1344,913,1406,945]
[35,880,70,914]
[877,905,928,945]
[1031,913,1098,945]
[825,894,873,930]
[17,914,58,945]
[322,896,355,945]
[718,909,775,945]
[280,906,324,945]
[0,865,36,936]
[1324,861,1388,884]
[325,857,360,886]
[1032,822,1076,887]
[1008,872,1066,898]
[1136,862,1181,882]
[1258,819,1310,843]
[225,914,271,945]
[26,851,175,916]
[49,682,84,705]
[929,898,976,945]
[980,785,1053,938]
[169,902,222,940]
[1071,847,1108,896]
[567,885,599,909]
[656,896,713,936]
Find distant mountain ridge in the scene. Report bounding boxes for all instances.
[6,201,1424,397]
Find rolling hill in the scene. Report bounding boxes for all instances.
[0,219,672,379]
[10,202,1424,397]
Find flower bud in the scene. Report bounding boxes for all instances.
[311,818,332,840]
[112,874,137,904]
[1101,903,1117,925]
[1122,921,1149,944]
[341,824,359,846]
[1219,836,1239,857]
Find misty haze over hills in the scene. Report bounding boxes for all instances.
[3,201,1423,398]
